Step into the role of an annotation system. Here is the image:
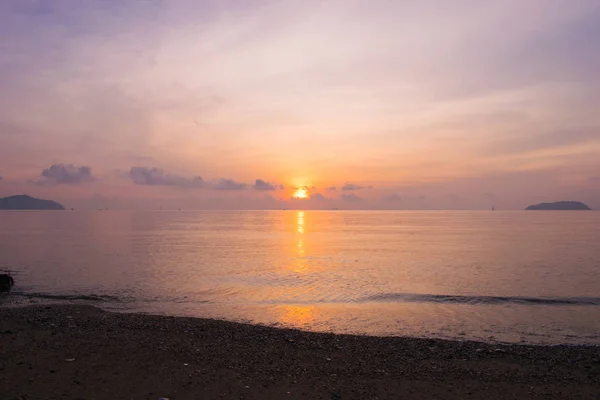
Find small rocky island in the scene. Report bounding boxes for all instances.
[526,201,591,210]
[0,195,65,210]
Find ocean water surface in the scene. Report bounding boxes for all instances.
[1,210,599,344]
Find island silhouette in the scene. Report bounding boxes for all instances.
[0,195,65,210]
[526,201,591,210]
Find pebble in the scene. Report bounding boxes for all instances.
[2,304,599,399]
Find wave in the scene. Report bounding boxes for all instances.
[359,292,600,306]
[13,292,123,302]
[11,291,600,307]
[11,292,211,305]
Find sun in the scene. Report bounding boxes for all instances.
[293,187,308,199]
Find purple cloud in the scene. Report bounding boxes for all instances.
[40,164,94,184]
[341,183,372,191]
[341,193,362,202]
[310,193,329,201]
[252,179,281,191]
[214,178,247,191]
[383,194,402,202]
[129,167,203,188]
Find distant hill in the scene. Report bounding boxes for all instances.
[526,201,591,210]
[0,195,65,210]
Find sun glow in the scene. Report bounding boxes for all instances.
[293,187,308,199]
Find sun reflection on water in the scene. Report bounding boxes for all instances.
[296,211,305,234]
[292,211,309,273]
[280,305,317,327]
[297,238,305,256]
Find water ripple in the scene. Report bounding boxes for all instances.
[359,292,600,306]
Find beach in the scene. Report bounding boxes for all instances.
[1,305,599,399]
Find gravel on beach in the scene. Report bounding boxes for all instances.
[1,304,599,399]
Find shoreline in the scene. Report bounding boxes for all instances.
[1,304,599,399]
[6,292,600,347]
[4,297,600,348]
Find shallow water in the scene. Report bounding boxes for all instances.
[1,210,599,344]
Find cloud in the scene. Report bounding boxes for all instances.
[310,193,329,201]
[341,183,373,191]
[383,194,402,202]
[129,167,204,188]
[213,178,247,191]
[252,179,282,191]
[39,164,94,184]
[341,193,362,202]
[341,183,363,191]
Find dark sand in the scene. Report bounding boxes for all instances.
[1,305,599,400]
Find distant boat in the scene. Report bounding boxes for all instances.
[492,206,495,211]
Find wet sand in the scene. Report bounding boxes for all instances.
[1,304,599,400]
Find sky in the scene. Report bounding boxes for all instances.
[0,0,599,210]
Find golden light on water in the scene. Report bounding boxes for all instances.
[296,211,305,234]
[280,305,317,327]
[293,211,308,273]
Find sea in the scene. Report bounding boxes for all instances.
[1,210,599,345]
